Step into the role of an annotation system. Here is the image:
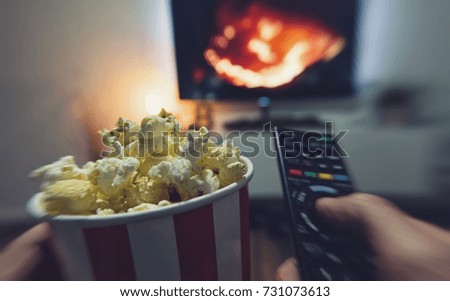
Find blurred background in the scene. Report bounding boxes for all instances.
[1,0,450,280]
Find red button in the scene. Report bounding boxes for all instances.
[289,169,303,176]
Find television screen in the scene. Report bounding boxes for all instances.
[172,0,358,101]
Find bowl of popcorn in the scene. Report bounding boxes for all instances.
[27,109,254,281]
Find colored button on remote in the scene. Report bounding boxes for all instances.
[309,185,338,194]
[304,171,317,178]
[334,174,349,181]
[289,169,303,177]
[318,173,333,180]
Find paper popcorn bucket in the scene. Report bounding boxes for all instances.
[27,157,253,281]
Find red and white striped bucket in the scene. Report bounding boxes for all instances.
[27,157,253,281]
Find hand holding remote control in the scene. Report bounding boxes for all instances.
[274,127,373,280]
[277,193,450,281]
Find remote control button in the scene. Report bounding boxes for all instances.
[309,185,338,195]
[289,178,312,187]
[302,160,314,167]
[296,224,311,235]
[287,177,301,185]
[326,252,343,265]
[304,171,317,178]
[310,266,334,281]
[300,213,319,232]
[302,242,325,259]
[318,173,333,180]
[286,158,301,165]
[319,267,333,281]
[289,169,303,177]
[290,189,300,200]
[334,174,349,181]
[300,179,312,185]
[332,165,343,170]
[295,191,308,205]
[319,164,328,169]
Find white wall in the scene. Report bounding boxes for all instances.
[356,0,450,89]
[0,0,178,223]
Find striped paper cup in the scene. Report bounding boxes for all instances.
[27,157,254,281]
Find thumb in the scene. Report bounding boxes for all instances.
[315,193,392,235]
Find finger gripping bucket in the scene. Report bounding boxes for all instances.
[27,157,254,281]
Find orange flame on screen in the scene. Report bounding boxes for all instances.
[204,2,346,89]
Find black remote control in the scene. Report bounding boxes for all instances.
[274,127,374,281]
